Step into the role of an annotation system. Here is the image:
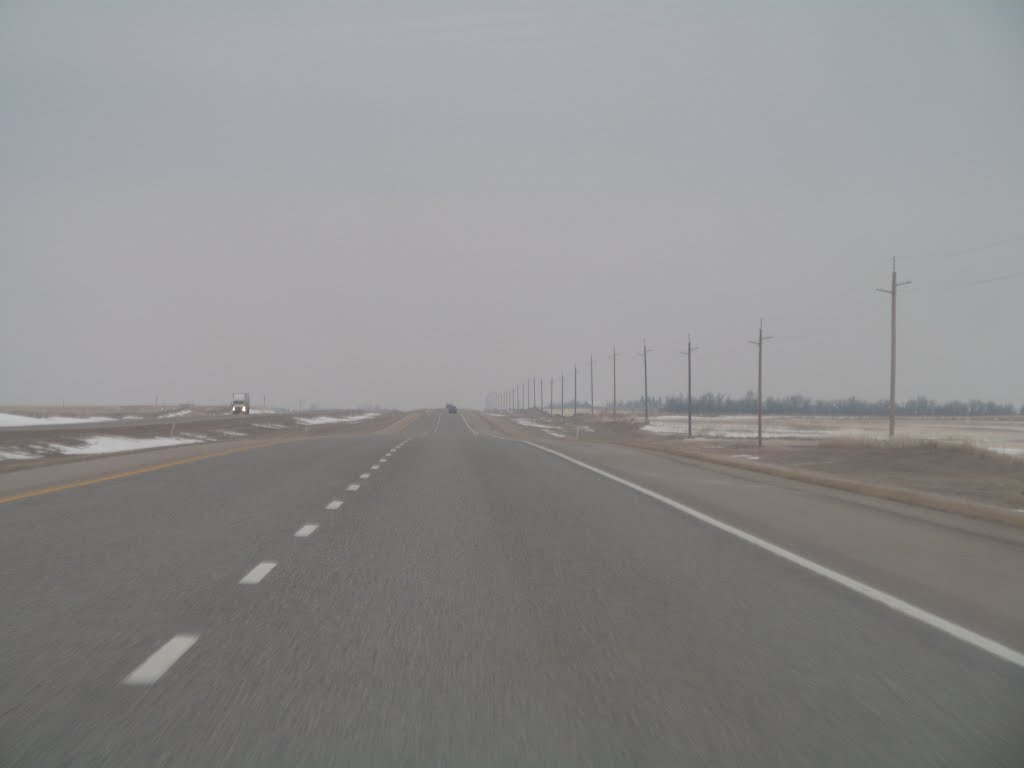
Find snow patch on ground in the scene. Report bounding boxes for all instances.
[643,414,1024,457]
[0,449,36,460]
[642,417,873,441]
[515,418,566,438]
[0,413,115,428]
[294,413,380,426]
[252,423,288,430]
[47,435,203,456]
[157,409,192,419]
[218,430,246,437]
[988,446,1024,457]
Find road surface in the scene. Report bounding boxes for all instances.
[1,411,1021,765]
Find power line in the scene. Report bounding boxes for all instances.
[965,269,1024,286]
[902,232,1024,265]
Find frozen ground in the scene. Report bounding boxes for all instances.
[642,414,1024,457]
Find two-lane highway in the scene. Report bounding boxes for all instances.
[0,411,1021,765]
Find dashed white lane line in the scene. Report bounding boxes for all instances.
[240,561,277,585]
[123,634,198,685]
[347,483,360,491]
[326,500,343,510]
[461,413,478,436]
[380,458,388,463]
[433,414,441,433]
[523,440,1024,671]
[360,473,370,479]
[294,524,318,538]
[371,464,381,470]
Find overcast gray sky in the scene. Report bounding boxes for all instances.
[2,1,1022,410]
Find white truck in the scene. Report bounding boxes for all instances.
[231,392,251,415]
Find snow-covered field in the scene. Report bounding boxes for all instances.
[295,413,379,426]
[0,435,206,460]
[47,435,204,456]
[642,415,1024,457]
[0,412,116,428]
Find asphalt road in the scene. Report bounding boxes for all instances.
[1,411,1022,766]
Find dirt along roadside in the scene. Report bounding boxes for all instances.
[478,410,1024,529]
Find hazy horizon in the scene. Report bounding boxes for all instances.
[2,2,1022,410]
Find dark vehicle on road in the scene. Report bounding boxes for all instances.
[446,403,457,414]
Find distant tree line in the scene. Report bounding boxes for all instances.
[606,394,1021,416]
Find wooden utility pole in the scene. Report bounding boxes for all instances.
[877,259,910,438]
[642,338,650,425]
[573,366,578,416]
[589,354,594,415]
[683,334,698,438]
[550,377,553,416]
[611,346,620,422]
[748,320,772,448]
[561,373,564,417]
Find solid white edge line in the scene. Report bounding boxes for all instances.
[433,414,441,433]
[294,524,318,537]
[239,561,277,584]
[461,413,478,436]
[123,634,198,685]
[347,483,360,491]
[326,500,343,510]
[521,440,1024,670]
